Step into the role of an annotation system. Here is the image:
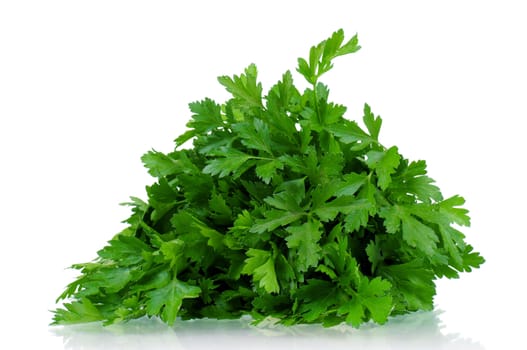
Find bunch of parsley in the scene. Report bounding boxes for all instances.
[53,29,484,328]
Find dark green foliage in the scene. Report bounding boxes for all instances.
[53,29,484,327]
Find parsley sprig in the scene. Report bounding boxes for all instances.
[53,29,484,328]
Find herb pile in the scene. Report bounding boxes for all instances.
[53,29,484,328]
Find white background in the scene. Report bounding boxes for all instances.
[1,1,525,349]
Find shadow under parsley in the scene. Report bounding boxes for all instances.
[50,309,485,350]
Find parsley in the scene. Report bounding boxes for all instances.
[52,29,484,328]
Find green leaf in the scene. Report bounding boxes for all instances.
[171,211,224,250]
[362,103,382,141]
[141,150,182,178]
[84,266,136,294]
[255,159,284,184]
[338,297,363,327]
[241,249,280,293]
[336,33,361,56]
[316,264,338,280]
[250,209,305,234]
[202,148,254,178]
[366,146,401,190]
[285,220,323,272]
[296,29,360,84]
[296,279,339,322]
[365,239,383,273]
[265,71,300,137]
[194,223,224,251]
[438,195,471,226]
[360,277,393,323]
[389,160,443,203]
[209,192,233,222]
[338,277,392,327]
[379,260,436,311]
[52,298,104,325]
[176,98,223,145]
[265,192,304,216]
[218,64,263,108]
[297,57,314,84]
[145,278,201,325]
[335,173,367,197]
[460,245,485,271]
[438,226,464,267]
[323,103,347,125]
[343,209,371,233]
[380,205,438,256]
[132,270,171,293]
[97,235,152,266]
[401,213,438,256]
[322,29,345,63]
[232,118,274,155]
[327,119,376,149]
[314,197,371,222]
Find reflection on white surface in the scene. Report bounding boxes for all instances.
[51,310,485,350]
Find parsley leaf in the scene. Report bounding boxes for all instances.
[145,278,201,325]
[285,219,323,273]
[241,248,280,294]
